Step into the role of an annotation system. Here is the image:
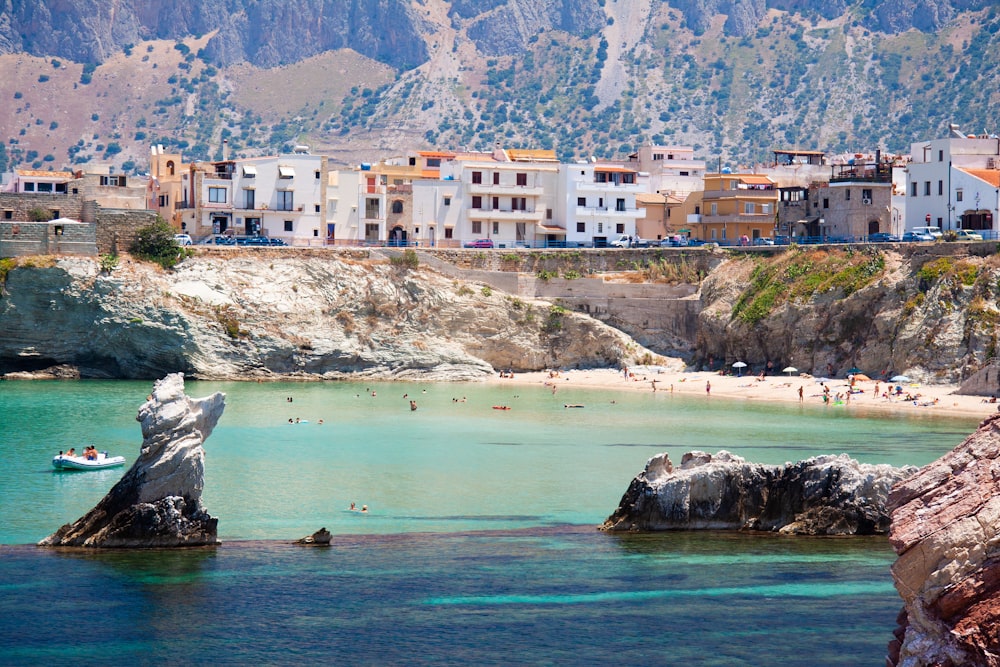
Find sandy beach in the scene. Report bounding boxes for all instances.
[491,366,1000,421]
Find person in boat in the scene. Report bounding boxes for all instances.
[85,446,98,461]
[66,447,76,457]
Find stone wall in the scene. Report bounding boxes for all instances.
[93,207,160,254]
[0,192,84,221]
[0,221,97,257]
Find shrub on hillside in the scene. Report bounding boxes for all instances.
[131,219,188,269]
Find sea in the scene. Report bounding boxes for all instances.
[0,379,979,665]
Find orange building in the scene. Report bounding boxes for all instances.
[695,173,778,244]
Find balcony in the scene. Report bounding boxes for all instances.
[466,182,544,197]
[701,214,775,225]
[703,189,777,200]
[575,205,642,218]
[687,214,702,224]
[574,181,645,194]
[466,208,545,222]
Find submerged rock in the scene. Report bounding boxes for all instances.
[39,373,225,548]
[602,450,914,535]
[886,414,1000,667]
[296,527,332,546]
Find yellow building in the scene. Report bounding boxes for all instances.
[695,173,778,244]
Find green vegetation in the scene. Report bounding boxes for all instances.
[98,253,119,274]
[390,249,419,269]
[131,218,189,269]
[733,248,886,325]
[917,257,979,289]
[215,306,248,339]
[27,207,51,222]
[481,286,492,297]
[543,304,566,333]
[0,257,16,287]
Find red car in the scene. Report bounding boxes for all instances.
[464,239,494,248]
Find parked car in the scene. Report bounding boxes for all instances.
[911,226,943,239]
[686,238,708,247]
[611,235,648,248]
[902,231,935,242]
[237,236,272,246]
[954,229,984,241]
[464,239,494,248]
[867,233,901,243]
[660,235,688,247]
[198,234,236,246]
[173,234,193,246]
[752,237,774,246]
[268,238,288,246]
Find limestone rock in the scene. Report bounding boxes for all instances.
[296,527,333,546]
[39,373,225,547]
[602,450,914,535]
[886,414,1000,666]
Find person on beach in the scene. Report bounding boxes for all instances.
[706,380,711,396]
[798,385,804,402]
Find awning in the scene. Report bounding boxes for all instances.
[537,224,566,233]
[739,175,774,185]
[278,166,295,178]
[676,228,691,233]
[242,165,257,177]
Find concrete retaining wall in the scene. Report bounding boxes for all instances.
[0,221,97,257]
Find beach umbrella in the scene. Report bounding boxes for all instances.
[853,373,871,381]
[782,366,798,376]
[847,366,863,375]
[890,375,911,383]
[732,361,747,377]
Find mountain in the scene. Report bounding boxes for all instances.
[0,0,997,172]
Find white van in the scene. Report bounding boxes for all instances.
[911,226,942,239]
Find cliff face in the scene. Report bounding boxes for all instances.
[602,450,914,534]
[887,414,1000,666]
[0,252,651,380]
[693,245,1000,384]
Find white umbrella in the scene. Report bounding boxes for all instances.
[890,375,911,383]
[732,361,747,377]
[782,366,798,376]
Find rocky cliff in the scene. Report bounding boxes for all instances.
[886,414,1000,666]
[39,373,224,547]
[0,251,651,380]
[602,449,914,535]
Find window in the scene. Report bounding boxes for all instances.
[444,227,453,239]
[313,229,319,237]
[243,189,254,210]
[744,202,754,214]
[546,209,552,220]
[426,158,441,168]
[616,198,626,212]
[710,203,718,216]
[616,223,624,233]
[167,160,175,175]
[577,222,586,232]
[492,222,499,234]
[597,222,603,233]
[939,150,944,162]
[55,183,66,193]
[278,166,295,179]
[862,188,872,200]
[209,187,227,203]
[938,180,943,196]
[242,165,256,178]
[51,210,59,218]
[823,198,829,209]
[492,196,499,210]
[472,196,483,209]
[314,170,321,179]
[37,182,53,193]
[391,200,404,214]
[284,220,293,232]
[493,172,500,185]
[277,190,294,211]
[845,189,851,201]
[622,173,635,184]
[100,175,126,186]
[911,182,918,197]
[365,198,379,219]
[158,194,169,207]
[924,181,931,196]
[3,210,12,220]
[956,189,964,202]
[653,153,663,160]
[512,197,526,211]
[516,173,527,186]
[443,197,451,206]
[761,204,771,215]
[679,171,689,176]
[471,171,482,184]
[472,221,482,234]
[23,182,35,191]
[577,197,586,207]
[314,204,320,213]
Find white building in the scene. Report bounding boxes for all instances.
[559,162,647,247]
[906,125,1000,234]
[626,146,705,198]
[180,151,327,244]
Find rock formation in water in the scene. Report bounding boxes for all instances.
[296,527,333,546]
[39,373,225,548]
[601,450,915,535]
[886,414,1000,667]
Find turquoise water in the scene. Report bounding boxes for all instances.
[0,380,978,664]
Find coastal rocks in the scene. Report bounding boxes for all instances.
[296,528,332,546]
[602,450,914,535]
[886,414,1000,666]
[39,373,225,548]
[0,256,648,381]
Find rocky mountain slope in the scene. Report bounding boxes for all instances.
[0,251,650,380]
[1,1,998,172]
